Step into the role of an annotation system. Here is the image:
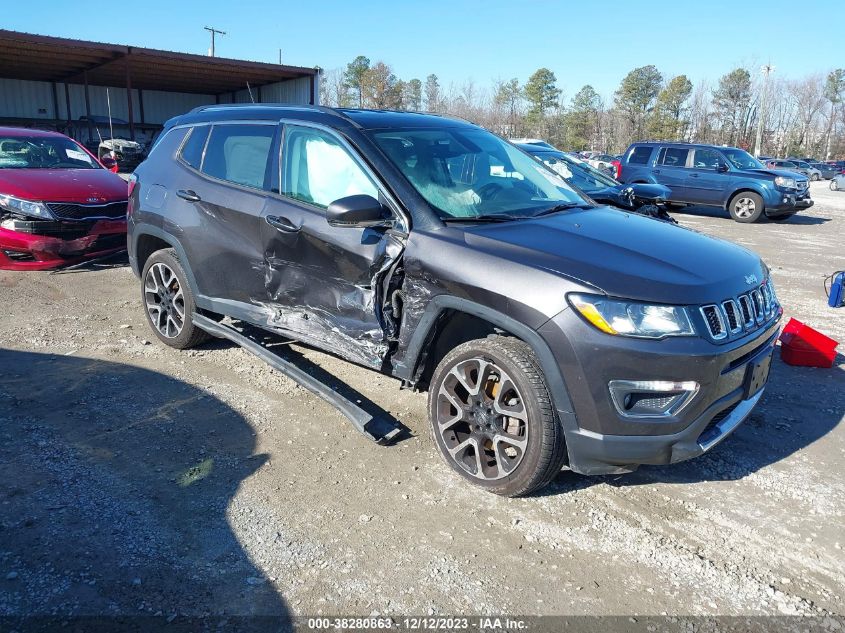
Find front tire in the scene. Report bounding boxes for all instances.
[728,192,764,223]
[141,248,209,349]
[428,335,567,497]
[811,173,820,181]
[832,180,840,191]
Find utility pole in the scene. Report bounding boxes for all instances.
[204,26,226,57]
[754,64,774,157]
[278,49,282,65]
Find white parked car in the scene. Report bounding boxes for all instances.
[585,153,616,176]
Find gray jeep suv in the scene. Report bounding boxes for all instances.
[128,105,782,496]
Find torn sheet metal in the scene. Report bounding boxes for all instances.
[258,226,406,370]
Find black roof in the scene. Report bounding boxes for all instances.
[166,104,472,132]
[630,140,741,152]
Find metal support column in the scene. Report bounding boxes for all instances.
[125,55,135,141]
[138,88,146,125]
[83,71,94,143]
[64,82,72,129]
[51,82,60,125]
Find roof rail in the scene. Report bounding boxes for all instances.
[335,106,472,125]
[185,103,363,128]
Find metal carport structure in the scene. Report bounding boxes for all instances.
[0,29,320,142]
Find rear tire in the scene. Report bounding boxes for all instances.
[811,173,819,181]
[141,248,210,350]
[428,335,567,497]
[728,192,764,223]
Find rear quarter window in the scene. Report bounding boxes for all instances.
[627,146,653,165]
[179,126,209,170]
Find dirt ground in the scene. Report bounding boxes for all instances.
[1,181,843,622]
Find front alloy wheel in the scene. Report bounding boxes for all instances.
[435,357,529,481]
[728,191,764,223]
[428,336,567,497]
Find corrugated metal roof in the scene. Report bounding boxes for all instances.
[0,29,317,95]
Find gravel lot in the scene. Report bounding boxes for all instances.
[1,181,843,622]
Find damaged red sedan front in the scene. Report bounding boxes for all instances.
[0,127,128,271]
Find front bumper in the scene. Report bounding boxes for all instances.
[539,309,780,475]
[766,190,813,216]
[0,219,127,270]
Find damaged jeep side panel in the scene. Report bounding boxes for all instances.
[257,192,406,369]
[390,229,576,383]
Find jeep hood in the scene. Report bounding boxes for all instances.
[460,206,766,305]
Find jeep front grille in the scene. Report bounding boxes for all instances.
[721,299,742,334]
[738,295,755,327]
[700,284,779,341]
[700,305,726,340]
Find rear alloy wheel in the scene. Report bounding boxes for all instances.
[141,248,209,349]
[428,336,567,497]
[728,192,764,223]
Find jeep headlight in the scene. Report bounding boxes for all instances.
[569,293,695,338]
[774,176,796,189]
[0,193,54,220]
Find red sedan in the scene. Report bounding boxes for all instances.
[0,127,127,271]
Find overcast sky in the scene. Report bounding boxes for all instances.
[6,0,843,101]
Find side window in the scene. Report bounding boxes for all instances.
[628,146,653,165]
[281,125,378,208]
[179,126,209,170]
[201,124,275,189]
[659,147,689,167]
[692,148,722,169]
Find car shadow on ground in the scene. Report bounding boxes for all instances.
[0,349,293,631]
[676,205,831,225]
[543,355,845,495]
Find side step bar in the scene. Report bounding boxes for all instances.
[192,314,401,445]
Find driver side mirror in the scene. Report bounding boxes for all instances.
[101,156,118,172]
[716,161,729,173]
[326,194,392,228]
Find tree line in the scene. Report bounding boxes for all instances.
[319,56,845,159]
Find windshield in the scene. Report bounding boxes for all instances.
[530,150,617,192]
[0,136,100,170]
[722,148,764,170]
[372,127,589,219]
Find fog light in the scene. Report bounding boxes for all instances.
[608,380,699,418]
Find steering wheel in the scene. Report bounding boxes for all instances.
[476,182,506,201]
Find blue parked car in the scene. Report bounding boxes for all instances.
[618,142,813,223]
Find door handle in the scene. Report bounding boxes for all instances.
[653,169,661,175]
[689,173,699,178]
[176,189,201,202]
[265,215,300,233]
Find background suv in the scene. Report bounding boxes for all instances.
[619,142,812,222]
[129,105,782,496]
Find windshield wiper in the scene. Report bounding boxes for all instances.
[531,202,593,217]
[442,214,529,223]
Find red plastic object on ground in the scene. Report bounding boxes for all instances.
[779,318,839,368]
